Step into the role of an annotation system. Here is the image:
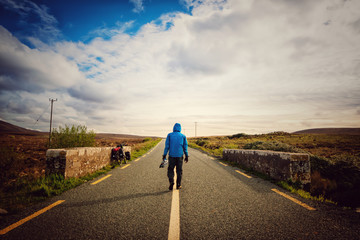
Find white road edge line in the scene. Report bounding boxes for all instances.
[168,173,180,240]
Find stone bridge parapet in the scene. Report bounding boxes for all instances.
[46,146,131,178]
[223,149,310,185]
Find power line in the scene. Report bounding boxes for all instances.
[33,102,51,128]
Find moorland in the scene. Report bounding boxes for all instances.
[1,120,359,210]
[188,131,360,208]
[0,120,160,213]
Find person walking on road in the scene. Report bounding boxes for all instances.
[163,123,189,190]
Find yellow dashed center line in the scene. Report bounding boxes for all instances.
[0,200,65,235]
[271,188,316,211]
[134,158,141,162]
[120,164,131,169]
[91,174,112,185]
[235,170,252,179]
[168,172,180,240]
[219,162,228,167]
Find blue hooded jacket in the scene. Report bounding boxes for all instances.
[163,123,188,158]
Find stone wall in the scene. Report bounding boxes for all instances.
[223,149,311,185]
[46,146,131,178]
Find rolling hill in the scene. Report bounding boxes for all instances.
[0,120,149,138]
[293,128,360,135]
[4,119,358,137]
[0,120,45,135]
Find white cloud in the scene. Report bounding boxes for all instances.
[1,0,360,136]
[0,0,61,42]
[0,26,81,92]
[85,21,135,41]
[129,0,144,13]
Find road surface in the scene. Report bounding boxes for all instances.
[1,140,359,239]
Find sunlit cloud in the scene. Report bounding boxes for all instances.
[0,0,359,136]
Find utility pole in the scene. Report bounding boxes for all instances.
[49,98,57,146]
[195,122,197,137]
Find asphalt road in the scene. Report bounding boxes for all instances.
[1,140,359,239]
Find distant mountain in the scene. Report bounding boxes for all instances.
[95,133,147,139]
[293,128,360,135]
[0,120,44,135]
[0,120,154,138]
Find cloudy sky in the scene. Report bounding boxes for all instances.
[0,0,359,137]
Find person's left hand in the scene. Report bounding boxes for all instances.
[185,155,189,163]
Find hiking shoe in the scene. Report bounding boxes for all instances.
[169,183,174,191]
[176,185,182,189]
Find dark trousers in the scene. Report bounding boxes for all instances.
[167,156,183,186]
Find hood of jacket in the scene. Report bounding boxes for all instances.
[173,123,181,132]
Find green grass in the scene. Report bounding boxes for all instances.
[188,141,224,157]
[277,181,336,205]
[0,138,161,214]
[209,155,337,206]
[188,134,360,208]
[243,140,306,153]
[0,166,114,214]
[130,138,162,160]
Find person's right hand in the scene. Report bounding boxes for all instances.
[185,155,189,163]
[162,155,166,160]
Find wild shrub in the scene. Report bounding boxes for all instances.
[0,147,22,187]
[310,171,337,196]
[206,142,221,150]
[187,134,360,207]
[266,131,290,136]
[243,141,304,153]
[309,154,360,206]
[228,133,247,139]
[50,125,95,148]
[1,137,162,213]
[195,139,208,146]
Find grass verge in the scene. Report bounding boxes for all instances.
[276,181,336,205]
[130,138,162,160]
[188,142,339,207]
[0,138,161,214]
